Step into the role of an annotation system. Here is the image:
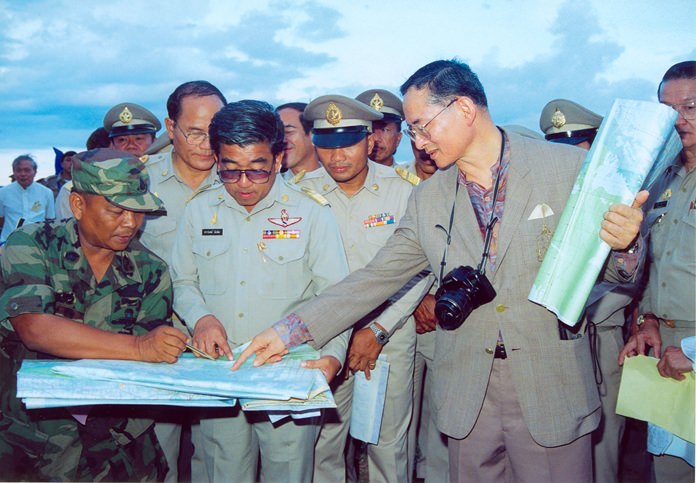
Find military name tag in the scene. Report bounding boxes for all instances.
[202,229,223,236]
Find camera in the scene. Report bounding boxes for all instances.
[434,266,497,330]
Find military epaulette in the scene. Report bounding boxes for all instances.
[185,183,216,204]
[299,186,330,206]
[286,169,307,185]
[395,166,420,186]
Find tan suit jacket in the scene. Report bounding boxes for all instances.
[296,132,602,447]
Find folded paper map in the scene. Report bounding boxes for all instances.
[529,99,681,325]
[17,344,335,414]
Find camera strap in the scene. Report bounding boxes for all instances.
[436,128,506,286]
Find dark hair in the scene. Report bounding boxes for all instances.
[12,154,36,171]
[658,61,696,97]
[63,150,77,158]
[276,102,312,134]
[400,59,488,108]
[166,81,227,121]
[86,127,111,149]
[209,100,285,155]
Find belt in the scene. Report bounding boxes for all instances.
[495,343,507,359]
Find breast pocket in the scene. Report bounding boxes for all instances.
[191,239,230,295]
[364,223,397,250]
[260,240,308,300]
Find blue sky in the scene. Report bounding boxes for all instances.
[1,0,694,179]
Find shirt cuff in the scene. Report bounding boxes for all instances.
[272,313,313,348]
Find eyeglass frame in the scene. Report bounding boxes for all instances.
[175,123,211,145]
[661,98,696,121]
[403,98,457,142]
[217,160,276,184]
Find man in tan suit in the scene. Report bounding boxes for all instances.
[236,59,646,482]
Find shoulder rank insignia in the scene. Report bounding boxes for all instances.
[299,186,329,206]
[395,166,420,186]
[287,169,306,185]
[268,209,302,228]
[186,183,214,203]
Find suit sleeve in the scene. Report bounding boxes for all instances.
[297,188,430,348]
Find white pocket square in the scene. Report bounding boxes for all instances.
[528,203,554,220]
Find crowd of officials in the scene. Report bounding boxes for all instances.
[0,59,693,483]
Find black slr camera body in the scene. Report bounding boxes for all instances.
[434,265,497,331]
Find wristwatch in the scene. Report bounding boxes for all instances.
[369,324,390,345]
[637,313,658,326]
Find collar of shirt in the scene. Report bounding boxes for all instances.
[308,160,385,199]
[210,177,300,216]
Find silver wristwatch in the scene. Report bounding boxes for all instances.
[369,324,389,345]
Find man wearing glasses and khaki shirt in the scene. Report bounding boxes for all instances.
[171,100,350,483]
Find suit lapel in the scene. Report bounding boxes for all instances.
[436,167,484,270]
[493,135,532,279]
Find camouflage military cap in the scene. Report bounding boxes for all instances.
[103,102,161,138]
[539,99,603,145]
[71,148,165,213]
[304,94,383,148]
[356,89,403,123]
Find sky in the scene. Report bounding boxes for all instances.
[1,0,694,180]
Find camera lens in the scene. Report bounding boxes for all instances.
[435,291,474,331]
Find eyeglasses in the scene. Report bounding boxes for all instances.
[662,98,696,121]
[218,165,274,184]
[176,124,210,145]
[403,99,457,141]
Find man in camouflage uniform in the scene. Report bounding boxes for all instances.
[0,148,188,481]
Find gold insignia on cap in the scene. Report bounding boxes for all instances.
[551,108,566,128]
[326,102,342,126]
[119,106,133,124]
[370,93,384,111]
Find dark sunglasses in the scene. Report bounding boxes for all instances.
[218,167,273,184]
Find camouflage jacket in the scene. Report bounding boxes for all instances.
[0,218,172,481]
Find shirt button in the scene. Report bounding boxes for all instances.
[238,313,244,318]
[496,304,506,313]
[665,251,672,257]
[278,256,284,261]
[240,280,246,286]
[485,347,494,354]
[372,184,379,191]
[323,184,330,191]
[246,217,251,223]
[10,302,18,311]
[661,282,667,287]
[206,251,211,256]
[673,219,678,224]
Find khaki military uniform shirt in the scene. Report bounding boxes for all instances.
[298,161,427,334]
[171,178,350,361]
[141,152,220,269]
[641,161,696,322]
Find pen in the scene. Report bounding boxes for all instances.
[185,342,216,361]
